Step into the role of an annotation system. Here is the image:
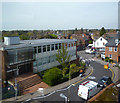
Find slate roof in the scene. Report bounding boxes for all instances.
[105,32,120,47]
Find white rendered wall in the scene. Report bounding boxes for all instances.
[93,37,108,48]
[33,43,77,73]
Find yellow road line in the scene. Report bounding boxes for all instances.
[73,68,93,85]
[109,68,114,81]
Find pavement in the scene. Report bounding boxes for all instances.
[2,64,93,102]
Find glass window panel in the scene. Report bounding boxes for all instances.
[51,44,54,51]
[38,46,41,53]
[55,44,58,50]
[47,45,50,51]
[34,47,37,53]
[59,43,61,49]
[38,58,42,66]
[43,45,46,52]
[7,48,34,65]
[109,47,112,51]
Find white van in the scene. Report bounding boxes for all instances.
[78,80,98,100]
[85,49,95,54]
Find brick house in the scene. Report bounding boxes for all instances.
[70,33,92,50]
[105,32,120,63]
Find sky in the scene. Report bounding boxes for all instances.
[2,2,118,30]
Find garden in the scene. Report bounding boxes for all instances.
[38,45,86,86]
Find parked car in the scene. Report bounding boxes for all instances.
[101,53,105,59]
[98,76,112,88]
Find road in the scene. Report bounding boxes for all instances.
[24,51,112,103]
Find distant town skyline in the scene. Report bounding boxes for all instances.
[2,2,118,30]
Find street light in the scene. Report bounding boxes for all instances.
[60,93,69,103]
[93,39,96,57]
[14,78,18,100]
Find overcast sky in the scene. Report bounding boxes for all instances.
[2,2,118,30]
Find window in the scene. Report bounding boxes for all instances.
[33,62,37,67]
[42,58,46,64]
[51,44,54,51]
[47,45,50,51]
[71,43,73,47]
[69,43,71,47]
[43,45,46,52]
[66,43,67,47]
[59,43,61,49]
[109,54,112,59]
[47,56,50,63]
[38,46,41,53]
[109,47,112,51]
[103,42,105,46]
[55,44,58,50]
[38,58,42,66]
[34,47,37,53]
[50,56,54,62]
[74,42,76,46]
[114,47,117,52]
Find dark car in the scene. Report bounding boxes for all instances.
[98,76,113,88]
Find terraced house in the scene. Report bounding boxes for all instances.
[105,32,120,63]
[0,36,77,87]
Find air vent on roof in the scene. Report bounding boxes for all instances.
[4,36,20,45]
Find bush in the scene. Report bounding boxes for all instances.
[109,59,113,63]
[43,67,62,86]
[105,57,110,62]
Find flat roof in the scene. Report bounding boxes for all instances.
[1,39,77,50]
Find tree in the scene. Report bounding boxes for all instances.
[81,28,83,32]
[75,28,78,31]
[89,40,93,44]
[100,27,106,36]
[56,45,71,76]
[43,67,62,86]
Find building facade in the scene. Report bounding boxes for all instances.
[93,37,108,52]
[105,33,120,63]
[0,37,77,82]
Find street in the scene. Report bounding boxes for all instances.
[24,51,112,103]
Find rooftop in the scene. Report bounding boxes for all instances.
[105,32,120,47]
[1,39,77,50]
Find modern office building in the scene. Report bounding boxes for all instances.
[0,37,77,82]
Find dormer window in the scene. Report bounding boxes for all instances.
[114,47,117,52]
[101,38,102,41]
[115,39,119,44]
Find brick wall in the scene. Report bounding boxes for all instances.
[0,50,7,87]
[105,46,119,62]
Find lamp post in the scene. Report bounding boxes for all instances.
[60,93,68,103]
[14,78,18,100]
[93,40,95,57]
